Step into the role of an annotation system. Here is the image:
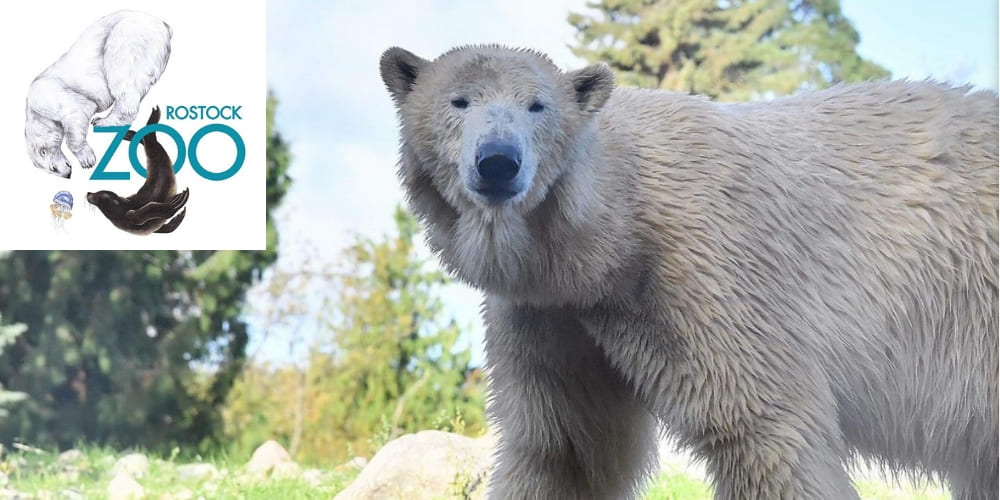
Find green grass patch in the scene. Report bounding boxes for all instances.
[640,468,950,500]
[642,468,713,499]
[1,444,951,499]
[3,444,360,499]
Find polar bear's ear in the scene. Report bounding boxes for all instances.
[565,63,615,114]
[381,47,430,104]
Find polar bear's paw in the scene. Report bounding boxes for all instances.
[76,147,97,169]
[91,115,130,128]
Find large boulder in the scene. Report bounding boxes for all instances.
[246,440,293,475]
[107,472,145,500]
[335,430,493,500]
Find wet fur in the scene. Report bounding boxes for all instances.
[87,106,188,235]
[381,45,999,500]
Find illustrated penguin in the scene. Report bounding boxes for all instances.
[86,106,189,235]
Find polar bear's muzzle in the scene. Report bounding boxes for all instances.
[31,159,72,179]
[474,140,522,204]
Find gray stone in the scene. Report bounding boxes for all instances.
[177,463,219,482]
[57,450,84,464]
[0,488,25,500]
[58,489,84,500]
[334,430,493,500]
[302,468,324,487]
[107,472,145,500]
[110,453,149,479]
[245,440,292,475]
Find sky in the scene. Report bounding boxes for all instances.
[258,0,998,366]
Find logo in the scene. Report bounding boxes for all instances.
[5,0,266,250]
[90,105,246,182]
[50,191,74,231]
[24,10,172,179]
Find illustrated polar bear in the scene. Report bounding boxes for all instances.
[380,45,999,499]
[24,10,171,178]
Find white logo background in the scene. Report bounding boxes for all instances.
[0,0,266,250]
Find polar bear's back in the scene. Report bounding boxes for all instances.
[601,81,998,478]
[601,81,998,226]
[48,10,170,69]
[81,10,172,42]
[100,11,172,97]
[33,10,172,113]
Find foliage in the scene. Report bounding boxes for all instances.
[0,93,292,451]
[569,0,890,101]
[223,207,486,464]
[0,317,27,418]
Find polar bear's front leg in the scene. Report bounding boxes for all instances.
[63,111,97,169]
[483,298,658,500]
[91,94,140,128]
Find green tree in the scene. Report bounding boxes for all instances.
[569,0,889,101]
[224,207,486,463]
[0,93,292,451]
[0,317,27,419]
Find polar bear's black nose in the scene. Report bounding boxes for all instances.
[476,142,521,184]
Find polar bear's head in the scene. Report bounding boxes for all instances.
[25,112,71,178]
[380,45,615,214]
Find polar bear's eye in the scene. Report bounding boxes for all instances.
[39,149,47,157]
[529,101,545,113]
[451,98,469,109]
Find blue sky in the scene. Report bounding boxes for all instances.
[257,0,997,366]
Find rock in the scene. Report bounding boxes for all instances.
[57,451,85,483]
[271,461,301,479]
[246,440,292,475]
[302,468,324,487]
[110,453,149,479]
[334,430,493,500]
[107,472,145,500]
[57,449,84,463]
[0,488,25,500]
[58,489,84,500]
[177,463,219,482]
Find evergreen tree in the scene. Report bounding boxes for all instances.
[569,0,889,101]
[0,317,27,419]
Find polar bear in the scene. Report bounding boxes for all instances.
[379,45,999,500]
[24,10,171,178]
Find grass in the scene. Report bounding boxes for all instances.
[642,468,714,499]
[3,444,951,499]
[4,444,360,499]
[640,472,950,500]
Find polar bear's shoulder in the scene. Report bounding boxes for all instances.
[86,10,171,38]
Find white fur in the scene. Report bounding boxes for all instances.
[24,10,171,178]
[382,45,999,500]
